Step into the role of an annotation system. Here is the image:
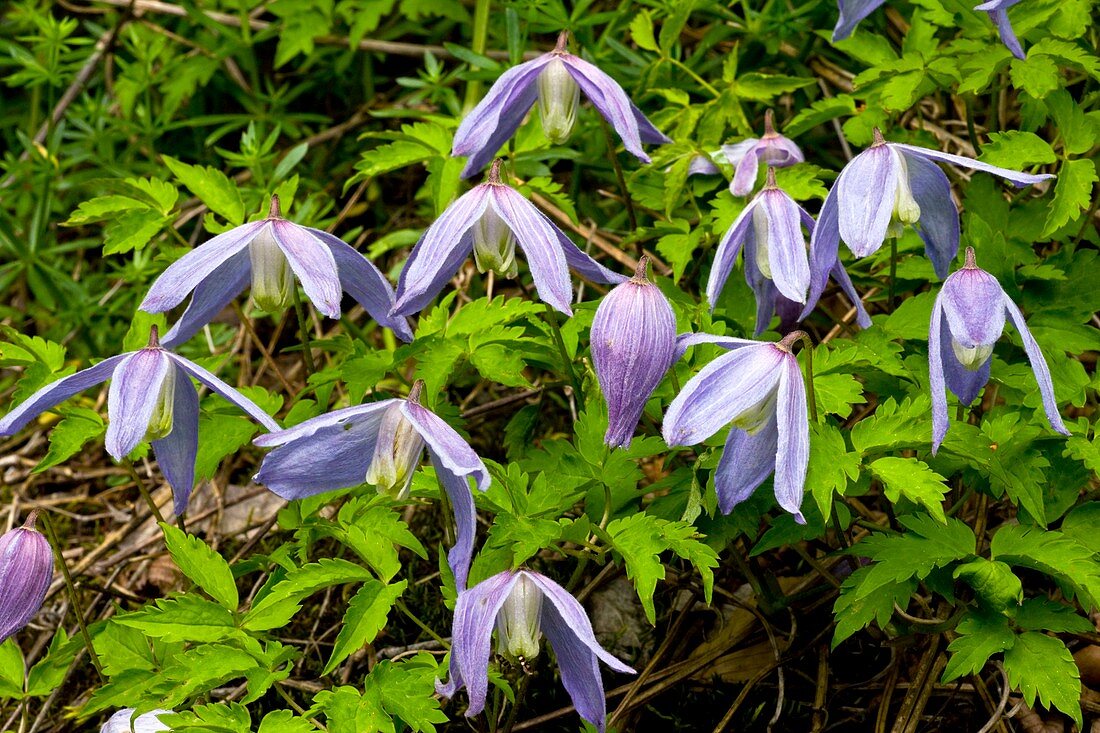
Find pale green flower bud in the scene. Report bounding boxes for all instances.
[366,401,425,500]
[537,58,580,145]
[144,364,177,442]
[472,207,519,279]
[891,149,921,226]
[249,227,294,313]
[951,340,995,370]
[495,573,542,661]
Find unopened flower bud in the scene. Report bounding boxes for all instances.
[0,512,53,643]
[495,573,542,661]
[537,58,580,145]
[591,257,677,448]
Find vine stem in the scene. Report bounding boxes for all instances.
[797,333,819,423]
[40,513,104,680]
[887,236,898,310]
[596,115,639,239]
[291,287,316,378]
[499,673,530,733]
[464,0,491,110]
[543,304,584,404]
[124,459,166,525]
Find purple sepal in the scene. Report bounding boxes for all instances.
[0,516,52,644]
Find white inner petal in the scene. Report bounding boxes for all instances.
[752,204,772,279]
[472,206,519,278]
[144,365,177,442]
[731,385,779,435]
[365,408,425,500]
[537,58,580,145]
[951,339,995,371]
[249,227,295,313]
[495,574,543,661]
[891,148,922,226]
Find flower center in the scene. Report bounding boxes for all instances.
[732,384,779,435]
[951,340,995,371]
[365,406,425,500]
[144,363,177,442]
[889,149,921,237]
[495,574,542,661]
[249,227,295,313]
[472,206,519,278]
[537,58,580,145]
[751,203,773,279]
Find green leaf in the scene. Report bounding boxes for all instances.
[869,457,949,522]
[629,10,658,51]
[33,407,103,473]
[26,629,76,697]
[851,396,932,455]
[605,514,718,623]
[1014,597,1094,633]
[368,657,448,732]
[1003,632,1082,725]
[64,195,149,225]
[0,640,24,699]
[832,565,916,646]
[952,558,1022,612]
[784,95,856,137]
[337,505,427,582]
[103,209,168,254]
[1044,158,1097,235]
[323,580,406,675]
[813,372,865,418]
[732,73,815,101]
[160,523,239,610]
[162,156,245,225]
[806,421,860,521]
[977,131,1056,169]
[849,515,975,600]
[990,524,1100,609]
[484,513,566,566]
[1009,55,1061,98]
[116,595,238,642]
[245,558,375,631]
[941,611,1014,681]
[257,710,315,733]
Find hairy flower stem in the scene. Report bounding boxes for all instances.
[40,513,104,679]
[499,673,531,733]
[799,332,819,423]
[291,287,316,378]
[543,305,584,404]
[888,236,898,310]
[124,459,166,526]
[597,115,638,239]
[396,599,449,647]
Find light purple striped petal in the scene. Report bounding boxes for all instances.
[105,349,173,460]
[687,154,721,176]
[151,369,199,515]
[308,227,414,342]
[763,136,805,167]
[429,446,478,592]
[774,353,808,524]
[526,572,634,674]
[892,143,1055,187]
[939,266,1006,349]
[719,140,758,166]
[706,199,759,310]
[929,297,950,453]
[0,520,53,644]
[631,101,672,145]
[903,152,959,280]
[802,191,844,325]
[837,145,899,258]
[450,571,522,715]
[552,226,627,286]
[270,220,342,319]
[253,406,392,500]
[393,187,488,315]
[983,6,1025,59]
[828,259,873,328]
[938,315,991,407]
[674,332,761,361]
[0,354,127,436]
[663,343,785,446]
[561,55,648,162]
[714,418,778,514]
[591,270,676,448]
[453,56,552,179]
[165,353,279,432]
[160,249,251,349]
[731,149,762,196]
[489,185,572,314]
[759,188,811,304]
[400,401,489,492]
[141,221,264,312]
[832,0,886,40]
[1003,296,1069,436]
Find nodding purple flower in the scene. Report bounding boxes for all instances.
[253,381,489,590]
[0,511,52,644]
[0,328,278,515]
[452,31,670,179]
[436,569,635,732]
[686,153,722,177]
[721,110,805,196]
[807,129,1054,310]
[663,331,809,523]
[709,169,871,335]
[101,709,174,733]
[140,195,413,348]
[974,0,1025,59]
[591,257,676,448]
[391,160,626,317]
[929,248,1068,452]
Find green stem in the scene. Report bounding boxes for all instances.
[888,236,898,310]
[396,600,449,647]
[124,460,165,525]
[292,288,316,378]
[798,333,818,423]
[596,116,639,238]
[40,513,104,679]
[665,56,720,97]
[464,0,492,110]
[499,674,531,733]
[543,305,584,404]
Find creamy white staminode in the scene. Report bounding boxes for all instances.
[365,383,426,499]
[537,57,580,145]
[472,206,519,278]
[495,573,543,660]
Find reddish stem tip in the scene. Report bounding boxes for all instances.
[147,324,161,348]
[871,128,886,146]
[964,246,978,269]
[765,167,778,189]
[631,255,651,283]
[763,109,776,137]
[777,330,806,352]
[554,30,570,53]
[487,159,504,185]
[407,380,425,405]
[22,509,39,531]
[268,194,281,219]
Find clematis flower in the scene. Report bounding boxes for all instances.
[591,257,676,448]
[101,708,174,733]
[686,153,722,177]
[974,0,1025,59]
[663,331,809,522]
[720,110,804,196]
[0,511,52,643]
[832,0,886,41]
[436,569,634,732]
[452,31,670,179]
[807,129,1053,310]
[709,169,871,334]
[391,160,626,316]
[929,247,1068,451]
[140,195,413,348]
[253,381,489,590]
[0,328,278,515]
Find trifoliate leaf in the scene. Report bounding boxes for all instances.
[160,523,239,611]
[323,580,406,675]
[1003,632,1082,725]
[870,457,949,523]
